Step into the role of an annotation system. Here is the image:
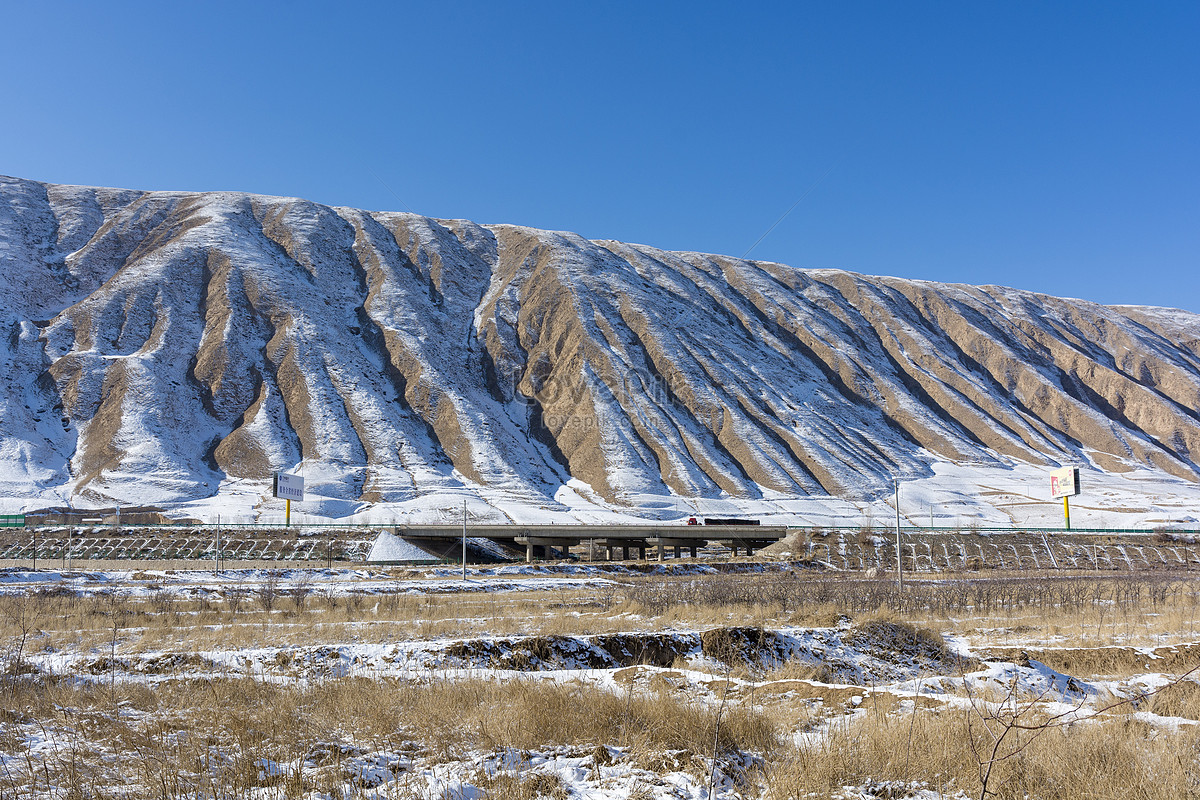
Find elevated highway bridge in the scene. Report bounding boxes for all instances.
[393,523,787,562]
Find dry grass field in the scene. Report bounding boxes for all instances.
[3,564,1200,799]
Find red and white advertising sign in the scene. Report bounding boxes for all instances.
[1050,466,1080,499]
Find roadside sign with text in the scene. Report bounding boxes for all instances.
[273,472,304,502]
[1050,466,1079,499]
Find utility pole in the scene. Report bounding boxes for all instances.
[462,500,467,581]
[895,477,903,591]
[215,514,220,575]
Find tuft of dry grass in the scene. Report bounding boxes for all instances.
[392,676,777,759]
[844,615,959,664]
[767,705,1200,800]
[469,768,569,800]
[0,671,777,797]
[1143,677,1200,720]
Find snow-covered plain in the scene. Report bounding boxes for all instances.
[5,459,1188,531]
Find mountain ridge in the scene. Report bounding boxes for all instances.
[2,175,1198,520]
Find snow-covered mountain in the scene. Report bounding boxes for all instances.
[3,175,1199,524]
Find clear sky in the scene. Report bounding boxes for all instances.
[3,1,1197,311]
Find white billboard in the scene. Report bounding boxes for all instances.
[1050,466,1079,499]
[273,472,304,502]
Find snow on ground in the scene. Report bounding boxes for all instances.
[7,459,1197,529]
[366,531,438,561]
[2,564,1197,799]
[0,565,624,600]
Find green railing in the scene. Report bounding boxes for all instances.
[795,525,1200,535]
[0,514,25,528]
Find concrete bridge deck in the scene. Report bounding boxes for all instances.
[393,524,787,561]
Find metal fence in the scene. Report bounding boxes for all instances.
[1,520,1197,537]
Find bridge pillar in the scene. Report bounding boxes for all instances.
[526,542,534,562]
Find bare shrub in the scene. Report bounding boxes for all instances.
[287,572,313,613]
[258,570,281,613]
[224,586,249,614]
[149,589,175,616]
[0,592,37,676]
[627,572,1192,626]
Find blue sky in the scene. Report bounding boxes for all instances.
[2,1,1197,310]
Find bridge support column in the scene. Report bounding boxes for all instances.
[526,542,534,562]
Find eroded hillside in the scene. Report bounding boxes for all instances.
[2,175,1198,508]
